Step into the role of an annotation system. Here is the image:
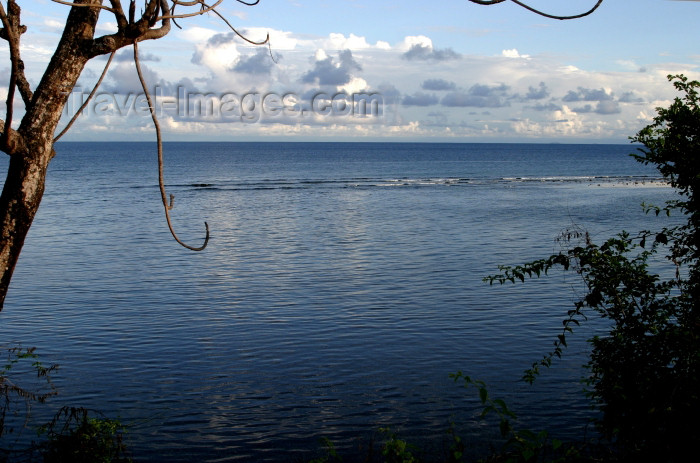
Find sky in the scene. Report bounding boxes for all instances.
[4,0,700,142]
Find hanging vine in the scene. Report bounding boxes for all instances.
[48,0,272,251]
[467,0,604,20]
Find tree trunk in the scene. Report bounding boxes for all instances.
[0,2,100,309]
[0,152,49,307]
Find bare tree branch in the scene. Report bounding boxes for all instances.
[468,0,604,20]
[12,68,33,109]
[54,0,270,254]
[0,4,32,108]
[206,2,271,47]
[510,0,603,20]
[0,118,26,156]
[159,0,224,20]
[50,0,118,14]
[0,1,23,155]
[133,40,210,251]
[87,0,170,57]
[108,0,128,29]
[54,51,116,142]
[0,24,31,110]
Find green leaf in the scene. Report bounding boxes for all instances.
[478,387,488,404]
[557,334,567,347]
[499,419,511,438]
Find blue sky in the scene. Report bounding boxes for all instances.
[6,0,700,142]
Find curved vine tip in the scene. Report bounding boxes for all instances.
[187,221,210,252]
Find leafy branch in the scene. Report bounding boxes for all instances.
[1,345,58,455]
[450,372,584,462]
[480,75,700,458]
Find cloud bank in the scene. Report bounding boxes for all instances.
[44,29,688,142]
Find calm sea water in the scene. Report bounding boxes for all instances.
[0,142,675,461]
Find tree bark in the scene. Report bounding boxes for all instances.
[0,1,101,309]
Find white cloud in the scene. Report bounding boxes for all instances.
[339,76,368,94]
[502,49,530,59]
[399,35,433,51]
[19,43,53,60]
[43,18,64,30]
[240,28,299,50]
[38,26,689,142]
[314,49,328,61]
[193,38,241,74]
[327,33,371,50]
[179,27,221,43]
[560,65,580,73]
[95,21,118,34]
[268,30,300,50]
[376,41,391,50]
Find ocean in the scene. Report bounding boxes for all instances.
[0,142,675,461]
